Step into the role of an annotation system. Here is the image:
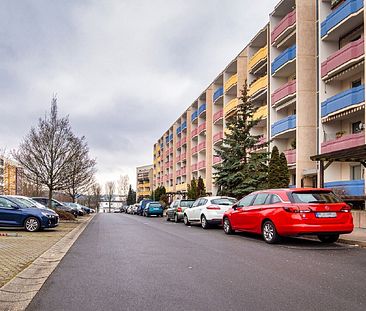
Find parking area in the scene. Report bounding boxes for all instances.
[0,219,85,287]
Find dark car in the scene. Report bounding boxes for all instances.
[0,196,59,232]
[32,197,78,217]
[143,202,163,217]
[63,202,85,216]
[166,199,195,223]
[137,199,153,216]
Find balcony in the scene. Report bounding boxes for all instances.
[252,105,268,120]
[176,126,182,135]
[176,140,182,149]
[325,179,365,196]
[198,122,206,134]
[213,109,224,123]
[213,156,222,165]
[182,121,187,131]
[176,169,181,176]
[321,85,365,118]
[191,128,198,138]
[191,110,198,122]
[271,45,296,76]
[271,115,296,137]
[198,141,206,152]
[198,160,206,170]
[224,74,238,93]
[176,155,181,162]
[181,167,187,175]
[191,164,198,171]
[176,183,187,192]
[224,98,238,117]
[213,87,224,102]
[284,149,296,165]
[248,46,268,74]
[271,10,296,47]
[181,153,187,161]
[321,131,365,153]
[169,134,173,142]
[321,37,364,80]
[181,136,187,145]
[271,80,296,107]
[321,0,364,40]
[248,75,268,99]
[191,145,198,154]
[199,103,207,116]
[213,131,223,144]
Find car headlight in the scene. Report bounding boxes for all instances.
[41,212,54,217]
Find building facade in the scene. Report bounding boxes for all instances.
[136,164,153,200]
[152,0,366,206]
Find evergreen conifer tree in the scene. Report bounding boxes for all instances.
[268,146,281,188]
[279,152,290,188]
[197,176,206,197]
[187,178,198,199]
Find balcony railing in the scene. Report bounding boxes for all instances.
[224,74,238,92]
[248,75,268,98]
[321,85,365,118]
[191,145,198,154]
[284,149,296,165]
[181,153,187,161]
[321,37,364,79]
[213,87,224,102]
[191,164,198,171]
[169,134,173,142]
[271,115,296,137]
[213,156,222,165]
[182,121,187,131]
[213,131,223,144]
[321,131,365,153]
[181,136,187,145]
[213,109,224,123]
[198,141,206,152]
[248,46,268,73]
[191,128,198,138]
[198,122,206,134]
[224,98,238,117]
[176,155,181,162]
[271,45,296,75]
[176,140,182,148]
[321,0,364,38]
[271,80,296,107]
[199,103,207,115]
[191,110,198,122]
[176,126,182,135]
[198,160,206,170]
[252,105,268,120]
[176,169,181,176]
[176,183,187,192]
[325,179,365,196]
[181,167,187,175]
[271,10,296,45]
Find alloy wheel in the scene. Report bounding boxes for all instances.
[25,217,40,232]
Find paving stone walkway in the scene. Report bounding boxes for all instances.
[0,221,81,288]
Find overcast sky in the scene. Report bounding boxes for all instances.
[0,0,278,190]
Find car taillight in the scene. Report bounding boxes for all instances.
[341,205,352,213]
[177,207,182,212]
[283,206,312,213]
[206,205,220,210]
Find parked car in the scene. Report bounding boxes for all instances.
[143,202,164,217]
[114,208,121,213]
[78,204,91,214]
[184,196,237,229]
[126,205,134,214]
[32,197,78,217]
[166,199,195,223]
[132,204,139,215]
[137,199,153,216]
[0,195,59,232]
[222,188,354,244]
[63,202,85,216]
[6,195,52,212]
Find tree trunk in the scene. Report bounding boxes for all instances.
[48,187,53,209]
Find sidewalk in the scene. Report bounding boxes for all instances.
[340,228,366,247]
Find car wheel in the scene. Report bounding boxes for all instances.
[183,214,190,226]
[262,220,279,244]
[223,217,234,235]
[201,215,209,229]
[24,217,41,232]
[174,214,179,223]
[318,234,339,243]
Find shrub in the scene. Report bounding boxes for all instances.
[55,209,76,221]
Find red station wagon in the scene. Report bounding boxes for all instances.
[222,188,354,244]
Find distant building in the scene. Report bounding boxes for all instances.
[99,195,126,212]
[0,157,4,194]
[136,164,153,200]
[1,158,23,195]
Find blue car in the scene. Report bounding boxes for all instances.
[137,199,153,216]
[0,196,59,232]
[143,202,163,217]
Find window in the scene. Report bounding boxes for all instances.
[352,79,361,88]
[352,121,363,134]
[211,198,237,205]
[0,198,14,209]
[237,195,255,207]
[290,191,342,203]
[351,165,362,180]
[252,193,269,206]
[265,194,282,204]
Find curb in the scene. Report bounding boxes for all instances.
[0,214,95,311]
[338,238,366,248]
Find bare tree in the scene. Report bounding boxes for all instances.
[65,137,97,202]
[12,97,84,208]
[118,174,129,196]
[105,181,115,213]
[90,183,102,212]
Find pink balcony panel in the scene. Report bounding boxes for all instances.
[321,132,365,154]
[191,145,198,154]
[176,140,181,148]
[198,160,206,170]
[176,155,181,162]
[191,128,198,137]
[176,169,181,176]
[321,37,364,78]
[191,164,198,171]
[271,80,296,106]
[169,173,173,180]
[284,149,296,165]
[271,10,296,44]
[169,147,173,154]
[213,110,224,123]
[198,141,206,152]
[181,153,187,161]
[213,156,222,164]
[181,167,187,175]
[213,132,223,144]
[198,122,206,134]
[181,137,187,145]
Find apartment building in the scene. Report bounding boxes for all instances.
[2,159,23,195]
[136,164,153,199]
[152,0,366,204]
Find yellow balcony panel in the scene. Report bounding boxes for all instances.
[176,183,187,192]
[224,73,238,92]
[248,75,268,98]
[248,45,268,73]
[224,98,238,118]
[252,105,268,120]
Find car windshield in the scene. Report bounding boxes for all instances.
[7,197,30,209]
[15,197,38,208]
[290,191,342,203]
[180,200,195,207]
[211,198,237,205]
[149,203,162,208]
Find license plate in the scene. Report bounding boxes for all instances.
[315,212,337,218]
[153,208,160,211]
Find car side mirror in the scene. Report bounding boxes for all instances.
[12,205,20,209]
[232,204,238,210]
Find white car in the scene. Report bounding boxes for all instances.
[183,196,237,229]
[132,204,139,215]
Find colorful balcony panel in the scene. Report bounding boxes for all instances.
[321,37,364,79]
[198,141,206,152]
[191,110,198,122]
[248,46,268,73]
[176,126,182,135]
[191,128,198,138]
[169,134,173,142]
[199,103,207,115]
[324,179,365,196]
[271,45,296,75]
[213,132,223,144]
[191,164,198,171]
[321,0,364,38]
[224,98,239,117]
[181,121,187,130]
[213,109,224,123]
[198,122,206,134]
[191,145,198,154]
[271,10,296,44]
[271,80,296,106]
[198,160,206,170]
[213,156,222,165]
[321,85,365,118]
[224,74,238,92]
[252,105,268,120]
[213,87,224,102]
[321,131,365,153]
[271,115,296,137]
[248,75,268,98]
[284,149,296,165]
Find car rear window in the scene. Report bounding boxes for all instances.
[149,203,162,208]
[290,191,342,203]
[211,198,237,205]
[180,200,195,207]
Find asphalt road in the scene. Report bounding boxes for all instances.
[27,213,366,311]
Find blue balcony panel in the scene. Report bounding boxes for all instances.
[160,143,164,149]
[165,137,169,144]
[176,126,182,135]
[325,179,365,196]
[199,103,207,115]
[191,110,198,122]
[321,0,364,38]
[271,45,296,75]
[271,114,296,137]
[213,87,224,102]
[181,121,187,130]
[321,85,365,118]
[169,134,173,142]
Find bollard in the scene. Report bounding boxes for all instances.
[0,233,20,237]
